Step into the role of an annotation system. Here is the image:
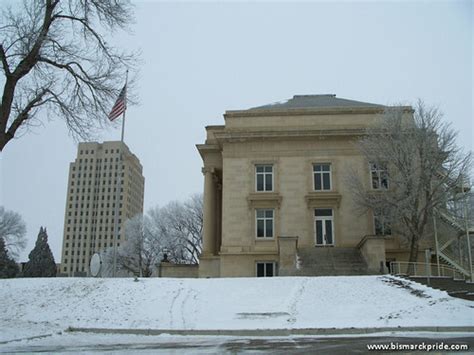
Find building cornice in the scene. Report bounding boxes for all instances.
[219,251,278,256]
[196,143,221,158]
[224,106,413,118]
[214,128,367,144]
[205,125,225,130]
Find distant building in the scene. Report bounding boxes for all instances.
[60,141,145,276]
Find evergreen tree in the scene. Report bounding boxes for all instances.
[0,237,19,278]
[23,227,56,277]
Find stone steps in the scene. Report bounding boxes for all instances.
[296,270,371,276]
[404,276,474,301]
[295,247,370,276]
[301,263,368,268]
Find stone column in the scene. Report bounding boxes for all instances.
[202,167,216,255]
[216,182,223,253]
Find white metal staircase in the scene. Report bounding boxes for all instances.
[436,210,472,278]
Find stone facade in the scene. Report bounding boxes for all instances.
[158,262,199,278]
[197,95,433,277]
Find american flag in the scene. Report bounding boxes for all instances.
[108,84,127,121]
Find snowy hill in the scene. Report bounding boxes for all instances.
[0,275,472,342]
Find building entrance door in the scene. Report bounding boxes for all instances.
[315,209,334,246]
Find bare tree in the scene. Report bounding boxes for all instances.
[110,194,203,276]
[113,214,162,277]
[347,100,472,264]
[0,0,138,151]
[0,206,27,259]
[151,194,203,264]
[469,192,474,226]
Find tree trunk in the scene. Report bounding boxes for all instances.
[0,134,9,152]
[406,234,420,274]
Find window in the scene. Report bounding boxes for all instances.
[256,165,273,191]
[256,209,274,238]
[370,163,388,189]
[256,262,276,277]
[313,163,331,191]
[374,210,391,236]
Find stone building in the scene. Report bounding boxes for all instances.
[197,94,432,278]
[60,141,144,276]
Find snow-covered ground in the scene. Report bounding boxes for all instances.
[0,275,472,343]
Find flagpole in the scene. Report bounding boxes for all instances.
[113,70,129,278]
[120,70,129,143]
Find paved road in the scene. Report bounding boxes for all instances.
[2,335,473,354]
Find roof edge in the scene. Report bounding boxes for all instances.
[224,106,413,118]
[205,125,225,130]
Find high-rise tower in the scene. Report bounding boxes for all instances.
[60,141,144,276]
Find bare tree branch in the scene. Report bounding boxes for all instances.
[5,87,49,140]
[0,45,10,74]
[0,0,138,151]
[345,100,472,263]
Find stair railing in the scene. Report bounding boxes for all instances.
[390,261,466,280]
[433,209,473,280]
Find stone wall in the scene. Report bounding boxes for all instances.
[159,263,199,278]
[358,236,386,273]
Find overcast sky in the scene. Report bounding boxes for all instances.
[0,0,472,262]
